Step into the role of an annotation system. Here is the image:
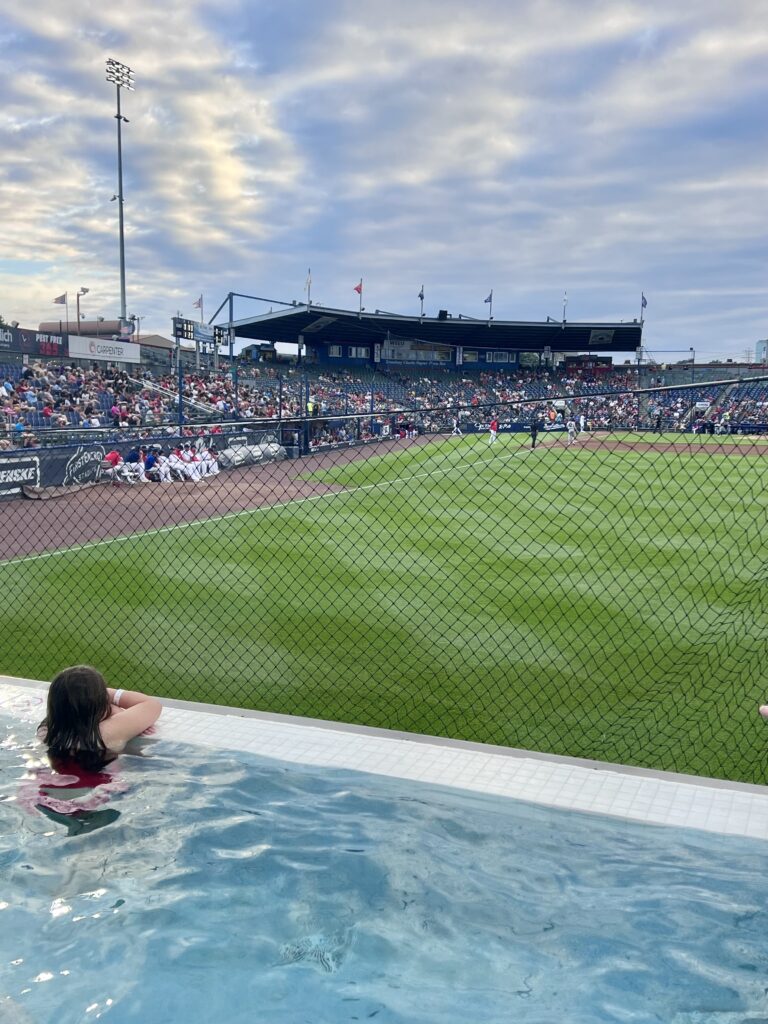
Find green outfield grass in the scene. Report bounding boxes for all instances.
[604,430,768,447]
[1,431,766,782]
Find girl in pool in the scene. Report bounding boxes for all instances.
[29,666,162,835]
[39,665,162,769]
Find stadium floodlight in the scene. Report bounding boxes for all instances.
[105,58,135,331]
[130,313,144,341]
[106,58,134,91]
[76,287,89,334]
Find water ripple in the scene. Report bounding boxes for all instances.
[0,726,766,1023]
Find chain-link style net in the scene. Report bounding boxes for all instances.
[1,379,767,783]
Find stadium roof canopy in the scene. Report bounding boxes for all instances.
[229,305,643,353]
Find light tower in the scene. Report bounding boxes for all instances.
[105,58,134,331]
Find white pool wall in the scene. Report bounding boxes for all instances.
[2,675,767,840]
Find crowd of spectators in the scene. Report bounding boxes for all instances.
[646,387,723,431]
[705,381,768,431]
[2,359,767,452]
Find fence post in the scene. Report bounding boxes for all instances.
[304,376,311,454]
[177,347,184,429]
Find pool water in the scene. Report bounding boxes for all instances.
[1,716,767,1024]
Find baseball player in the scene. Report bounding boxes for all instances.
[102,449,130,484]
[169,447,202,481]
[488,417,499,445]
[124,445,148,483]
[155,449,174,483]
[199,445,220,477]
[180,443,205,481]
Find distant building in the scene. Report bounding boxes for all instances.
[138,334,176,372]
[756,339,768,364]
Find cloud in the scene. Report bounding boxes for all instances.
[0,0,765,357]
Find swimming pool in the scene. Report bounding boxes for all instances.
[2,713,767,1024]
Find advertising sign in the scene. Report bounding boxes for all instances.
[193,322,214,344]
[68,337,142,363]
[17,329,66,358]
[0,454,41,497]
[0,326,66,357]
[62,445,107,486]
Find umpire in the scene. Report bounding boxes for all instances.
[530,415,541,450]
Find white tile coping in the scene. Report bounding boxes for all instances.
[3,674,767,841]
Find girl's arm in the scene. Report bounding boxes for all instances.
[101,689,162,748]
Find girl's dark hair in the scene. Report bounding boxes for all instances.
[39,666,112,769]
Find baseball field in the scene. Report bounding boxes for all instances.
[1,429,766,782]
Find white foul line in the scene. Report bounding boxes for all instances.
[0,436,553,569]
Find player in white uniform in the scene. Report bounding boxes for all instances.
[199,445,220,477]
[181,443,206,481]
[155,450,173,483]
[566,418,577,446]
[169,448,202,481]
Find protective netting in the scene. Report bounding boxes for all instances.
[1,380,767,783]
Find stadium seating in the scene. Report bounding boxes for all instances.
[3,359,767,447]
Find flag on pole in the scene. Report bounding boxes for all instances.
[53,294,66,304]
[418,286,424,302]
[353,280,363,295]
[192,294,203,309]
[304,269,312,290]
[484,289,494,324]
[641,293,647,309]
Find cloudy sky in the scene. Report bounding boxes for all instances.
[0,0,766,360]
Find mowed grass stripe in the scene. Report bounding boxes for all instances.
[0,433,545,568]
[1,433,765,782]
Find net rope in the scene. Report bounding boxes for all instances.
[1,378,766,783]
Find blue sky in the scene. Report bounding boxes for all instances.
[0,0,766,360]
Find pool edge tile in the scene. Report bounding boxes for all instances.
[3,676,767,841]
